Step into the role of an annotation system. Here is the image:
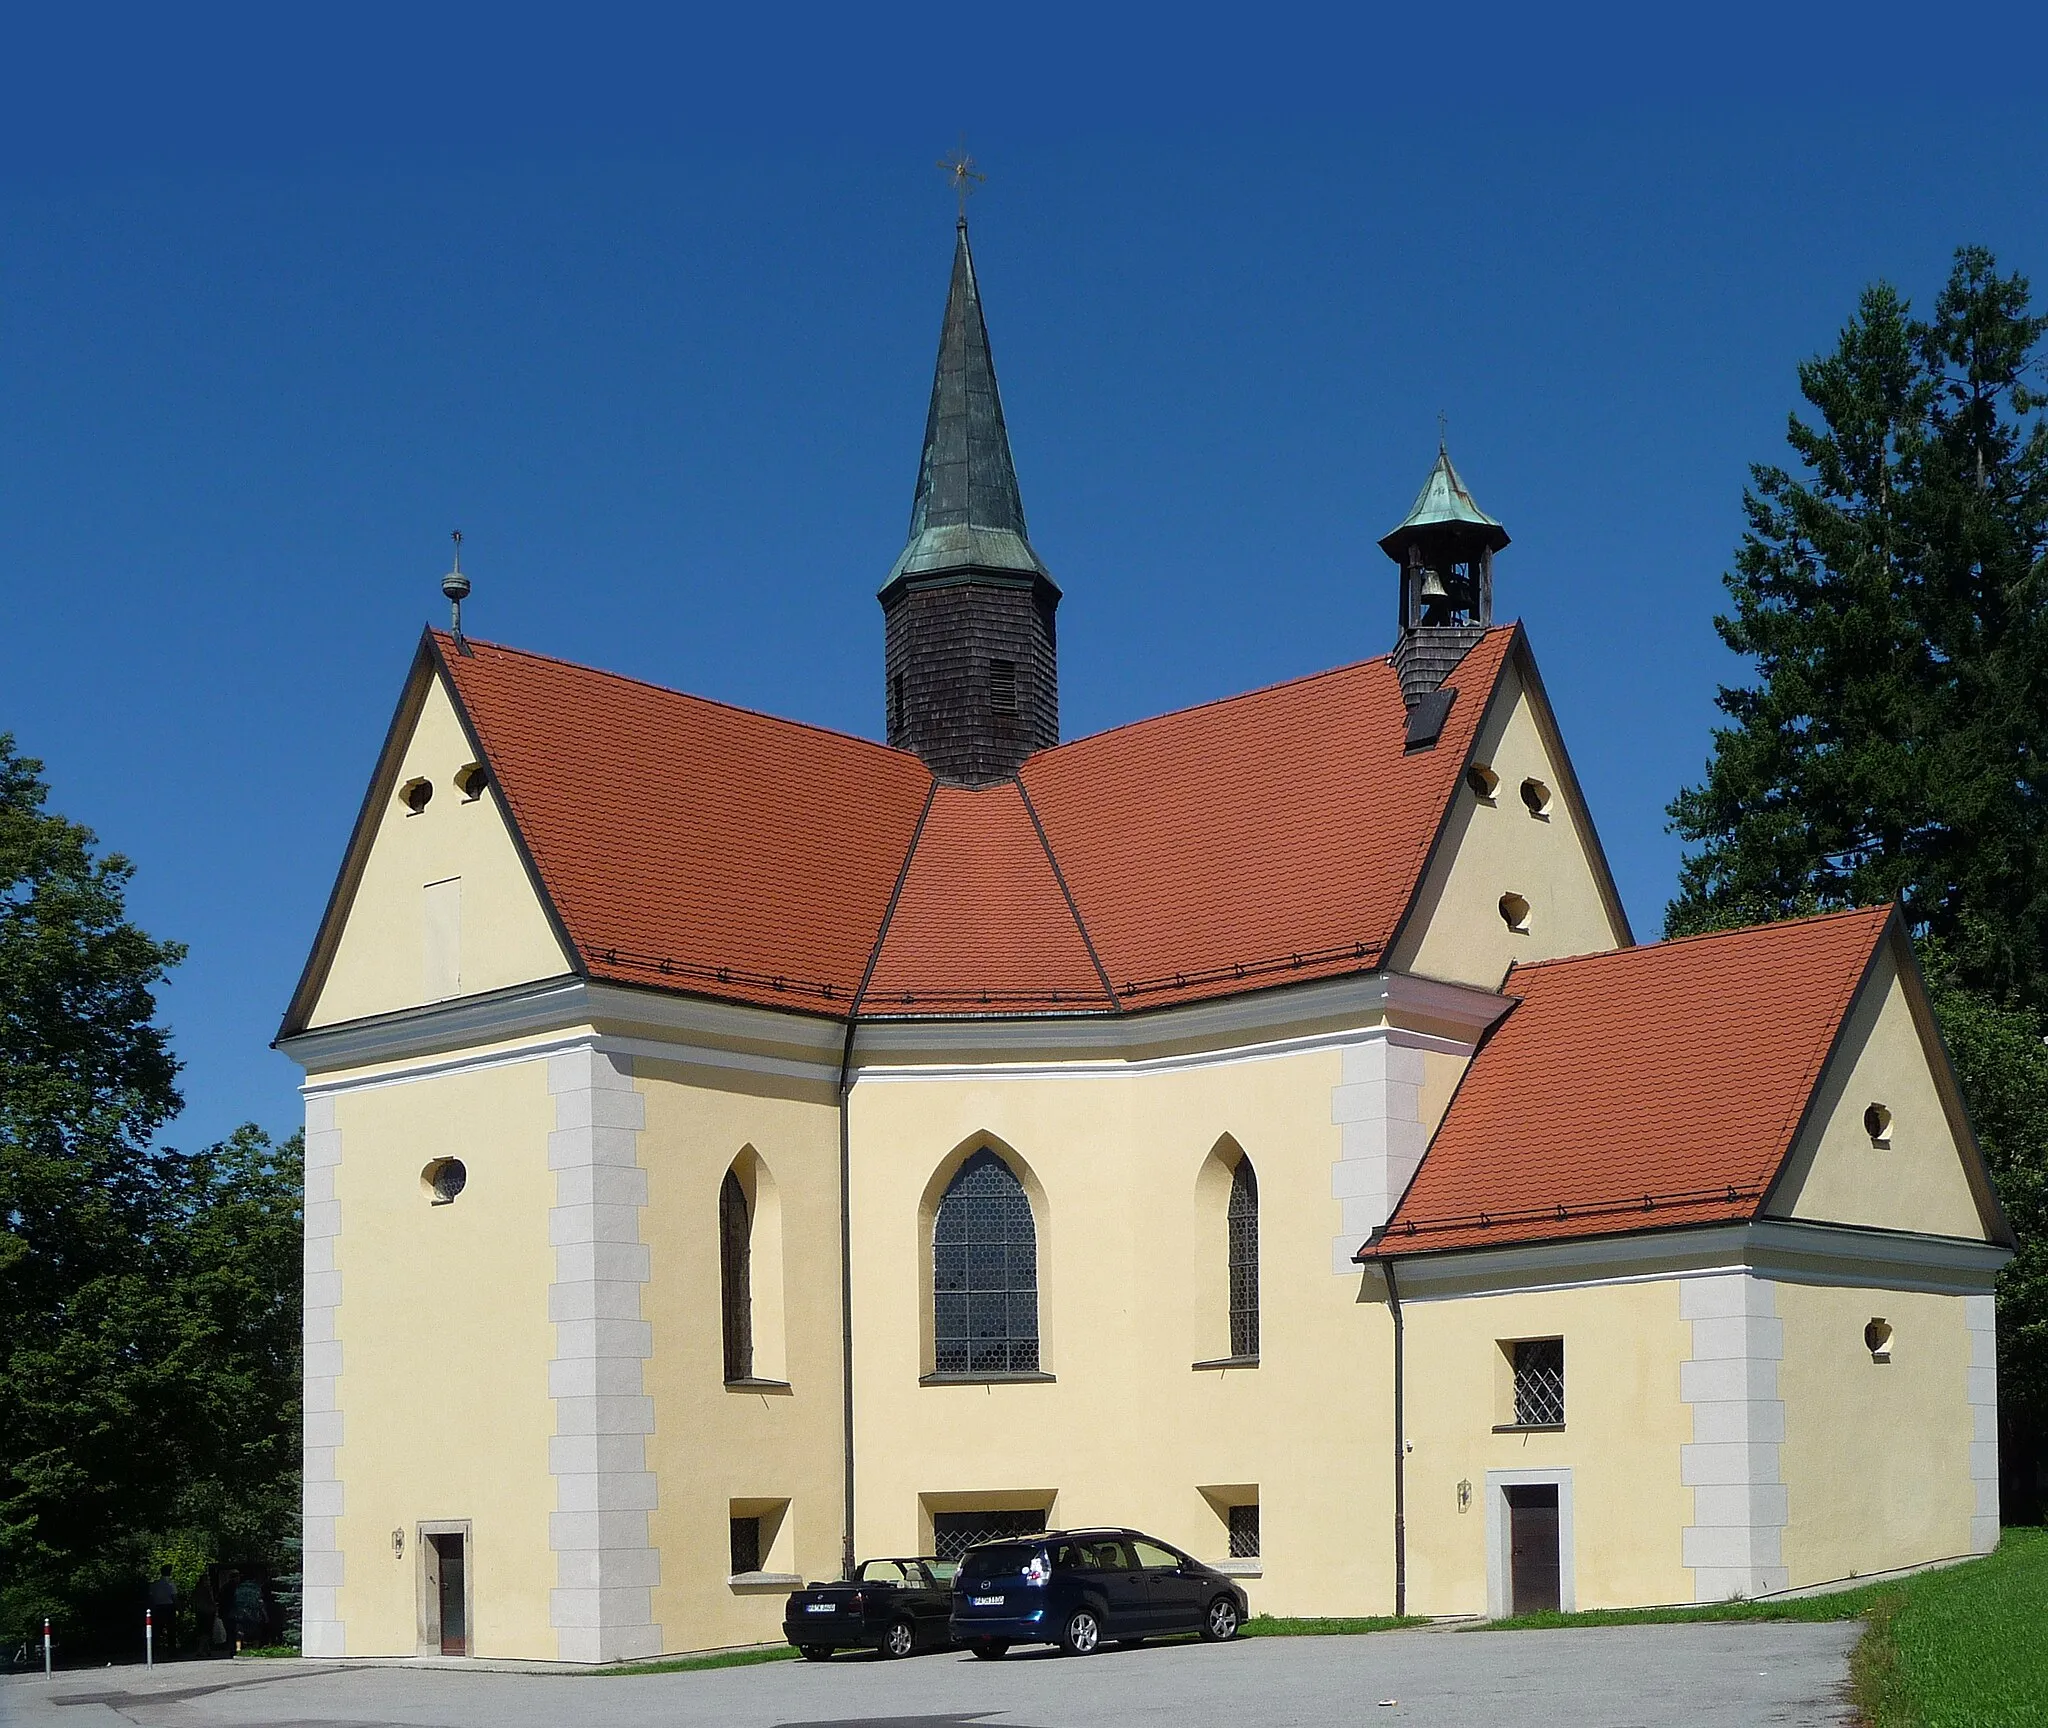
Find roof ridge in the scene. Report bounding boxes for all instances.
[1014,774,1120,1010]
[1507,904,1893,976]
[849,776,940,1017]
[1023,623,1517,764]
[432,630,925,766]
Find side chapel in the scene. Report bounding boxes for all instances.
[278,218,2014,1661]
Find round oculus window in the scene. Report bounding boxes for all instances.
[423,1158,468,1204]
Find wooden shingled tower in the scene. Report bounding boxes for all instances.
[880,218,1060,785]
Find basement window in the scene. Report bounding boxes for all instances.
[1499,892,1531,933]
[1864,1103,1893,1148]
[1228,1503,1261,1559]
[1466,763,1500,801]
[1865,1318,1893,1362]
[455,762,489,801]
[1520,777,1552,818]
[990,658,1018,716]
[421,1158,467,1205]
[400,777,433,814]
[729,1515,761,1576]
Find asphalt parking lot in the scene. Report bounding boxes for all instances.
[3,1622,1859,1728]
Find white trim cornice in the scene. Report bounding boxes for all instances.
[279,966,1513,1089]
[1386,1219,2010,1301]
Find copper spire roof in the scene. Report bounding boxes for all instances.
[883,221,1053,593]
[1378,444,1511,558]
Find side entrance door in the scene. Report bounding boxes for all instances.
[1505,1485,1560,1615]
[421,1531,469,1655]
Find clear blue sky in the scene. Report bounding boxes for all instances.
[5,9,2046,1151]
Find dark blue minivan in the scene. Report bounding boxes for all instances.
[950,1528,1247,1657]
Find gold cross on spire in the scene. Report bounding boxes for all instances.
[938,139,985,222]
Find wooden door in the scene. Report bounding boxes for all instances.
[432,1534,467,1655]
[1505,1485,1560,1615]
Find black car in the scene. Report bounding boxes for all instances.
[783,1557,960,1658]
[950,1528,1248,1657]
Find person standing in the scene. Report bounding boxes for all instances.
[148,1569,177,1653]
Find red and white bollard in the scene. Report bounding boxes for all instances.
[145,1607,154,1669]
[42,1615,51,1676]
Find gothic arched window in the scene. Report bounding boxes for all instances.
[933,1150,1038,1375]
[1228,1157,1259,1359]
[720,1168,753,1382]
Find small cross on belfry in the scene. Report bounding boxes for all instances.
[939,141,985,221]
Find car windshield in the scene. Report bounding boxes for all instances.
[959,1542,1043,1582]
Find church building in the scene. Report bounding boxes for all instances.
[278,218,2014,1662]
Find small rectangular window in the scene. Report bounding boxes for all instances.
[1512,1338,1566,1427]
[1228,1503,1260,1559]
[891,672,906,734]
[989,658,1018,716]
[729,1515,761,1576]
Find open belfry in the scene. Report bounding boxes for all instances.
[279,212,2013,1662]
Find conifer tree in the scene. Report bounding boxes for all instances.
[1669,247,2048,1518]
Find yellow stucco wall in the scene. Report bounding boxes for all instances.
[846,1045,1398,1618]
[1772,942,1990,1241]
[636,1060,847,1649]
[1396,662,1629,988]
[1776,1280,1976,1585]
[1400,1278,1694,1614]
[328,1058,560,1656]
[310,673,571,1028]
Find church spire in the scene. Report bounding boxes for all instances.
[884,220,1053,591]
[881,218,1060,785]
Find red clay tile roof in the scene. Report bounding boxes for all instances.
[1360,905,1897,1257]
[864,783,1113,1012]
[439,637,932,1012]
[415,624,1518,1021]
[1023,632,1513,1007]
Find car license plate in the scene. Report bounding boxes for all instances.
[806,1603,835,1612]
[971,1595,1004,1606]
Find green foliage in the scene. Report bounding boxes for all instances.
[1666,249,2048,1514]
[1667,247,2048,1008]
[1920,951,2048,1488]
[0,734,301,1652]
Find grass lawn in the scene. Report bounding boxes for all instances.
[582,1645,799,1677]
[1472,1528,2047,1726]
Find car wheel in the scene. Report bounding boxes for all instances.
[1061,1609,1102,1656]
[798,1645,834,1661]
[881,1619,916,1659]
[969,1640,1009,1660]
[1200,1596,1241,1642]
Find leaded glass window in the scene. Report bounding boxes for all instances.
[1228,1157,1259,1359]
[1513,1337,1565,1426]
[933,1149,1038,1375]
[720,1168,752,1382]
